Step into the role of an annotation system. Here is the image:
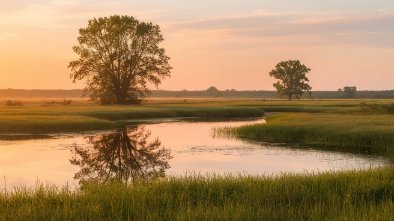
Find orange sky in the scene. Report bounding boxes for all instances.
[1,1,393,91]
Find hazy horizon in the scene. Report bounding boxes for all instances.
[1,1,393,91]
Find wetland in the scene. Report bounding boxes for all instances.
[1,98,394,220]
[1,118,387,190]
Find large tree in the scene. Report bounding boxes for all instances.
[68,15,172,104]
[269,60,312,100]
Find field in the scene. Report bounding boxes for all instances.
[1,169,394,220]
[1,98,394,220]
[215,99,394,162]
[0,98,264,133]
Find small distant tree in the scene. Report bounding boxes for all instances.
[68,15,172,104]
[269,60,312,100]
[206,86,221,97]
[343,86,357,98]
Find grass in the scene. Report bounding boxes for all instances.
[360,102,394,114]
[1,98,391,133]
[1,169,394,220]
[2,98,394,219]
[0,98,264,133]
[212,100,394,161]
[0,115,117,133]
[223,113,394,155]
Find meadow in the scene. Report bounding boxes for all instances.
[1,169,394,220]
[217,99,394,162]
[1,98,394,220]
[0,98,264,133]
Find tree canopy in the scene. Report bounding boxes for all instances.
[343,86,357,98]
[269,60,312,100]
[68,15,172,104]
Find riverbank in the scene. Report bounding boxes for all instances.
[0,98,264,133]
[2,98,392,134]
[2,98,394,219]
[1,168,394,220]
[219,100,394,162]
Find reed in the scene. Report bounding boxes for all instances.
[2,99,394,219]
[0,100,264,133]
[1,169,394,220]
[359,102,394,114]
[220,113,394,160]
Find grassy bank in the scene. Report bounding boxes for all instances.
[2,98,394,219]
[2,98,390,133]
[1,169,394,220]
[228,113,394,156]
[0,99,264,133]
[212,100,394,161]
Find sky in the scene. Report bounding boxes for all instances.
[0,0,393,91]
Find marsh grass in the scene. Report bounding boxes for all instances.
[221,113,394,159]
[360,102,394,114]
[0,99,264,133]
[3,100,23,106]
[0,115,118,133]
[1,169,394,220]
[2,99,394,219]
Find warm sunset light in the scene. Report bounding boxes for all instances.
[3,3,394,219]
[0,1,393,91]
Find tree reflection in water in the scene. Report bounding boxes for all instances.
[70,126,172,184]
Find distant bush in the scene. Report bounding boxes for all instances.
[360,102,394,114]
[42,100,56,107]
[62,99,72,105]
[41,99,72,106]
[4,100,23,106]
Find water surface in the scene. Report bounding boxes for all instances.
[0,118,388,190]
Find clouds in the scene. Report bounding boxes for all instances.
[0,32,19,42]
[164,9,394,50]
[0,0,393,90]
[2,0,393,49]
[0,1,77,28]
[0,1,165,29]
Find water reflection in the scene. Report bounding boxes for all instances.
[0,118,388,190]
[70,126,172,184]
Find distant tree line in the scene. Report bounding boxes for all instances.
[0,89,83,98]
[150,90,394,99]
[2,88,394,99]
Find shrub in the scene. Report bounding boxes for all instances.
[360,102,394,114]
[62,99,72,105]
[4,100,23,106]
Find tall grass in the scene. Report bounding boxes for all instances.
[221,113,394,160]
[360,102,394,114]
[0,115,117,133]
[0,100,264,133]
[2,99,392,133]
[1,169,394,220]
[2,98,394,219]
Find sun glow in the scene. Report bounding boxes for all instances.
[0,1,393,90]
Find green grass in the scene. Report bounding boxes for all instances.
[227,113,394,155]
[210,100,394,161]
[2,98,394,219]
[1,169,394,220]
[240,99,394,113]
[2,98,392,133]
[0,115,117,133]
[0,99,264,133]
[360,102,394,114]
